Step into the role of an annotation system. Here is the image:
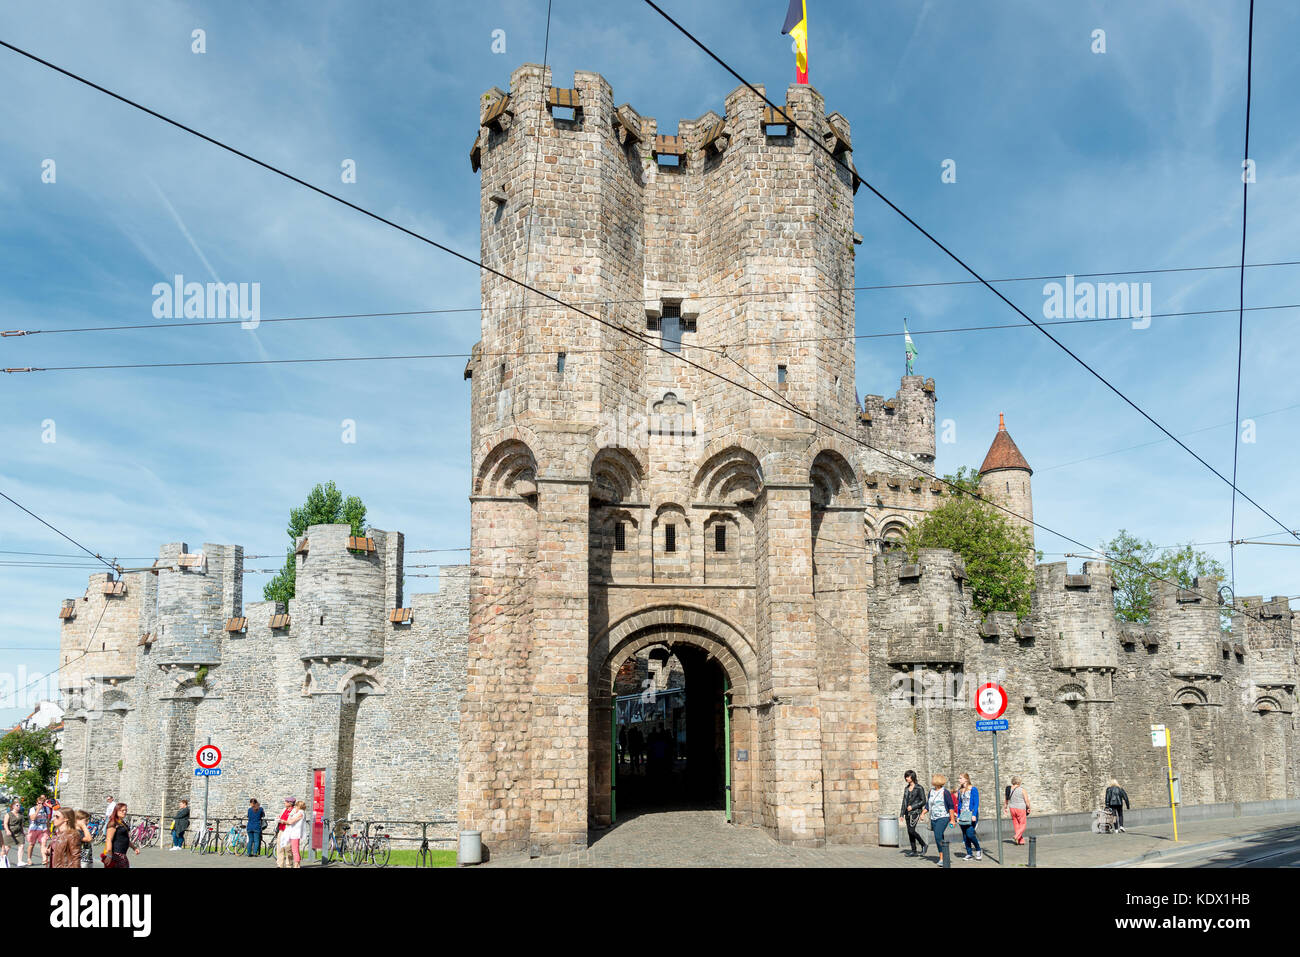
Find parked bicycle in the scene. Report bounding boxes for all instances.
[347,822,390,867]
[223,822,247,855]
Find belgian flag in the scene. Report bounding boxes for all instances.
[781,0,808,84]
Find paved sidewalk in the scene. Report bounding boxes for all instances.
[481,809,1300,868]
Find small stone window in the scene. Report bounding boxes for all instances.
[614,522,626,552]
[665,524,677,553]
[715,524,727,553]
[556,352,566,374]
[662,302,682,353]
[777,364,788,385]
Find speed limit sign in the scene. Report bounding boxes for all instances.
[196,744,222,770]
[975,683,1008,720]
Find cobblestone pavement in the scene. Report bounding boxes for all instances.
[481,809,1300,868]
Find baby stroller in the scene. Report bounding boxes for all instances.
[1092,806,1118,834]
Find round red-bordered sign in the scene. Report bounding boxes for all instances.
[196,745,222,769]
[974,683,1007,720]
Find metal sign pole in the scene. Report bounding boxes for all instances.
[203,735,211,830]
[992,729,1003,864]
[1165,732,1178,842]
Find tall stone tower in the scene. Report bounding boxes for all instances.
[462,64,891,854]
[978,414,1034,548]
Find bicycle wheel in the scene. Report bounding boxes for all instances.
[344,835,363,867]
[372,835,390,868]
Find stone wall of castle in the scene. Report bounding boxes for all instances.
[57,525,467,830]
[868,549,1297,817]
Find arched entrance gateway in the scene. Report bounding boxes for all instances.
[588,606,757,830]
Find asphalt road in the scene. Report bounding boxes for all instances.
[1134,825,1300,868]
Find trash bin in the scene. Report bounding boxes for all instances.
[458,829,482,866]
[877,815,899,847]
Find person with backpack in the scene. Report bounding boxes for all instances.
[1104,778,1130,832]
[898,770,928,857]
[1006,776,1031,844]
[956,773,982,861]
[919,773,957,865]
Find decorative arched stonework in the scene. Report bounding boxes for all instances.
[1056,682,1087,703]
[810,449,859,508]
[339,667,385,703]
[476,439,538,497]
[591,447,645,505]
[1252,695,1283,713]
[1172,686,1209,707]
[589,603,757,700]
[693,446,763,505]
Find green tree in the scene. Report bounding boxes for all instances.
[0,727,61,807]
[1104,529,1226,624]
[901,473,1036,618]
[263,481,368,604]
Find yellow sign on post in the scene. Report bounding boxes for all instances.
[1151,724,1178,842]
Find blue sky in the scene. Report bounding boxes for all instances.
[1,0,1297,725]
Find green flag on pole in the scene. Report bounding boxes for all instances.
[904,319,919,375]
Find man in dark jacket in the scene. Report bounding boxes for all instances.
[170,799,190,850]
[246,799,266,857]
[1104,779,1131,832]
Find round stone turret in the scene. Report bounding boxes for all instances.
[293,524,395,662]
[152,542,241,668]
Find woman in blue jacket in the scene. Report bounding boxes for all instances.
[957,773,982,860]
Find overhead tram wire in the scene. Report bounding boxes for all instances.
[7,260,1300,338]
[0,42,1289,636]
[1229,0,1257,599]
[639,0,1300,549]
[0,489,121,575]
[13,300,1300,373]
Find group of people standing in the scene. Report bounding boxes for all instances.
[166,795,306,867]
[900,771,1035,863]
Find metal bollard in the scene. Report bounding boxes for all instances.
[1027,835,1037,867]
[941,837,950,868]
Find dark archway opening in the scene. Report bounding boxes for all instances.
[612,643,726,812]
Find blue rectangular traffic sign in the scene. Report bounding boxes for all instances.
[976,719,1009,732]
[194,768,222,776]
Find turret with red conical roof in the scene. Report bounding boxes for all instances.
[978,414,1034,553]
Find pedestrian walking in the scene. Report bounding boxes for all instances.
[956,773,982,861]
[104,795,116,824]
[276,797,295,868]
[48,809,81,869]
[1007,777,1031,844]
[247,798,266,857]
[290,799,307,867]
[919,773,956,866]
[1104,778,1130,832]
[74,810,95,868]
[278,799,305,868]
[2,799,24,867]
[28,794,51,867]
[898,770,928,857]
[101,802,140,868]
[170,799,190,850]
